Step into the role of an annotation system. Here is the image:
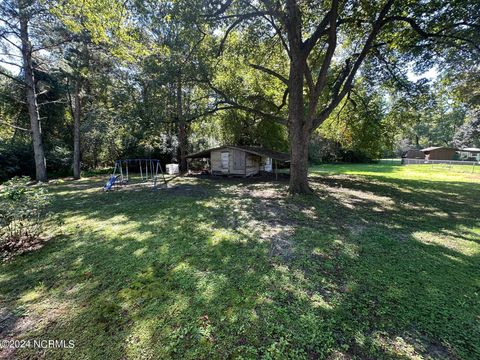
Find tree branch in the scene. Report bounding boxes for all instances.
[263,14,290,57]
[313,0,395,128]
[302,9,332,55]
[312,0,339,97]
[383,16,480,52]
[207,80,286,125]
[0,120,30,132]
[0,68,25,85]
[278,87,289,111]
[249,63,288,85]
[186,103,236,122]
[0,33,22,51]
[304,62,314,92]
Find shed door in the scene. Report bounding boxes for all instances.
[233,150,245,170]
[221,151,230,169]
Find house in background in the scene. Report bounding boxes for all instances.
[402,149,425,159]
[420,146,457,160]
[186,145,290,177]
[459,147,480,161]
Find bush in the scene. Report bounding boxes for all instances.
[309,134,340,163]
[0,142,74,181]
[0,141,36,181]
[340,149,374,163]
[47,146,73,178]
[0,177,50,249]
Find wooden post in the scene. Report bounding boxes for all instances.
[275,159,278,181]
[120,161,124,183]
[112,161,118,181]
[160,161,167,185]
[153,161,159,188]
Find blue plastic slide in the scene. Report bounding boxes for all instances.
[103,175,120,191]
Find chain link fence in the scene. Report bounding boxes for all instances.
[401,158,479,173]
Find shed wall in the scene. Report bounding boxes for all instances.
[210,148,247,175]
[230,149,246,175]
[428,148,456,160]
[245,154,260,176]
[210,149,225,174]
[404,149,425,159]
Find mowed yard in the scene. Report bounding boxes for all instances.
[1,164,479,359]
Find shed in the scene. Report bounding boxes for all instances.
[420,146,457,160]
[402,149,425,159]
[186,145,290,177]
[459,147,480,161]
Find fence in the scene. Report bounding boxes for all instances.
[402,158,479,173]
[378,158,402,166]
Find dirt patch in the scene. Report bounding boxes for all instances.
[264,223,295,261]
[327,350,352,360]
[220,183,298,261]
[1,235,52,262]
[190,173,290,183]
[374,331,456,359]
[0,299,73,359]
[161,184,210,198]
[344,223,367,236]
[0,309,17,337]
[246,186,287,201]
[0,307,36,360]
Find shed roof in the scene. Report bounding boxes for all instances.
[461,147,480,153]
[402,149,424,158]
[420,146,457,152]
[186,145,290,162]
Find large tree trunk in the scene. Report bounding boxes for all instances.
[176,74,188,172]
[287,49,312,194]
[73,82,81,179]
[285,1,313,194]
[289,130,311,194]
[19,6,47,182]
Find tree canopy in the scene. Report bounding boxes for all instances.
[0,0,478,190]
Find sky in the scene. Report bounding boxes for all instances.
[1,37,439,84]
[407,66,439,82]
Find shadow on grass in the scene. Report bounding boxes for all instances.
[0,173,479,359]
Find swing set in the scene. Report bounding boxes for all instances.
[103,159,167,191]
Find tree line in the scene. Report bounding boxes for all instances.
[0,0,478,192]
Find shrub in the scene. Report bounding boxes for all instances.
[0,141,36,181]
[0,142,74,181]
[47,146,73,178]
[0,177,50,250]
[309,134,341,163]
[340,149,374,163]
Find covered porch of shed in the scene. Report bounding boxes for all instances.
[185,146,290,179]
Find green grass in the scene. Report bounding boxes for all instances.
[1,164,479,359]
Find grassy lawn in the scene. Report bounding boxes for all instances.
[1,164,479,359]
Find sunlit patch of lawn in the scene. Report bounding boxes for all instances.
[311,162,480,183]
[1,164,479,359]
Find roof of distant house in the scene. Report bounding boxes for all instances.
[420,146,457,152]
[461,147,480,152]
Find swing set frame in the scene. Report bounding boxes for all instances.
[110,159,167,189]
